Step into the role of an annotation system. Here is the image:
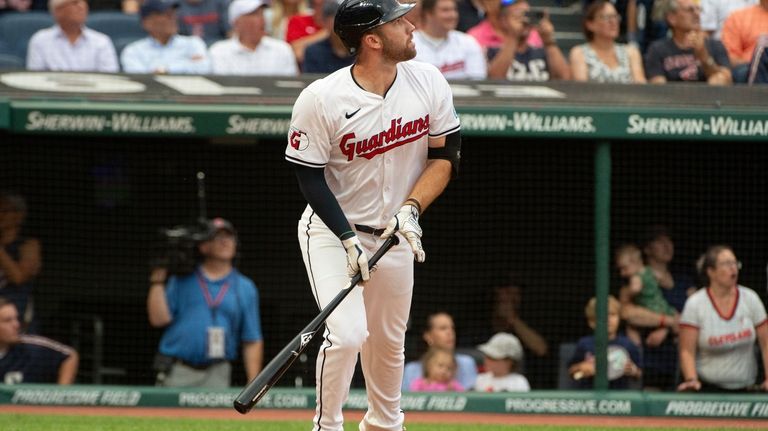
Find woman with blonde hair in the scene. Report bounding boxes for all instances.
[569,0,645,83]
[265,0,309,40]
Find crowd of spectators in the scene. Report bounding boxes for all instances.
[399,224,767,394]
[1,0,766,390]
[1,0,765,83]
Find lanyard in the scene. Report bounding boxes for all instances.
[196,271,230,321]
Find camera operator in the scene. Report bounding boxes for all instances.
[147,218,263,388]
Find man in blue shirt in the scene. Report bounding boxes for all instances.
[302,0,354,74]
[121,0,211,74]
[147,218,263,388]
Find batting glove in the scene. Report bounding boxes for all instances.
[341,235,370,281]
[381,204,425,262]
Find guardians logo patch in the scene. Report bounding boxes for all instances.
[289,126,309,151]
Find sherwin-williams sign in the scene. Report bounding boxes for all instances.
[1,72,765,141]
[7,101,768,141]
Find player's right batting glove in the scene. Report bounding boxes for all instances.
[381,204,425,263]
[341,235,370,281]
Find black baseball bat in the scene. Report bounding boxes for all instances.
[233,235,400,414]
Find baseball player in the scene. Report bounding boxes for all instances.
[413,0,487,80]
[284,0,461,429]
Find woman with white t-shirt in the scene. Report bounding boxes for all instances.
[677,245,768,392]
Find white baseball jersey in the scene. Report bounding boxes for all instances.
[680,286,768,389]
[413,30,488,80]
[286,60,460,431]
[285,60,461,229]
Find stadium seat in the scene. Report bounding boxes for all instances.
[0,53,25,70]
[0,11,54,59]
[86,11,145,47]
[113,37,142,56]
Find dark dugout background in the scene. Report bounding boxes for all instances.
[1,132,766,389]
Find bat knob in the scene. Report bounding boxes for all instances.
[233,400,251,415]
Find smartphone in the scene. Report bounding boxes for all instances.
[525,10,545,22]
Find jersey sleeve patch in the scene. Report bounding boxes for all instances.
[288,126,310,151]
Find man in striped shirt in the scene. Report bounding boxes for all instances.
[0,298,78,384]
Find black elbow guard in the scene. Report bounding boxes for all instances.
[427,130,461,178]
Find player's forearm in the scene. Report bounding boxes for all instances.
[294,165,354,239]
[58,351,79,384]
[243,341,264,380]
[406,159,451,213]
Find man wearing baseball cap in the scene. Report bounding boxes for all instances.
[147,217,263,388]
[120,0,211,74]
[27,0,118,72]
[208,0,298,75]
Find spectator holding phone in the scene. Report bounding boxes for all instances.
[482,0,570,81]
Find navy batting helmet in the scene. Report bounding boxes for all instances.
[334,0,415,54]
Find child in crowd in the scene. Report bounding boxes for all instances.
[568,296,642,389]
[474,332,530,392]
[615,244,679,346]
[409,347,465,392]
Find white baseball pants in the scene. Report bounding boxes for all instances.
[298,206,413,431]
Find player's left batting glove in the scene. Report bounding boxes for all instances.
[381,204,425,262]
[342,235,370,281]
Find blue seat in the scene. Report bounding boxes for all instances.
[0,53,24,70]
[113,37,142,57]
[0,11,54,60]
[86,12,145,42]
